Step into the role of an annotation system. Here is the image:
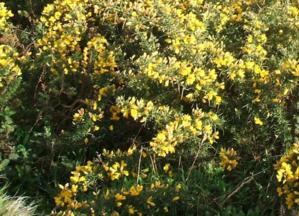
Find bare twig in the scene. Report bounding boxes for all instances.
[136,146,143,184]
[28,111,43,134]
[186,135,207,181]
[221,169,267,205]
[149,153,157,174]
[180,86,185,100]
[62,99,88,110]
[222,176,254,205]
[34,66,46,103]
[178,155,181,169]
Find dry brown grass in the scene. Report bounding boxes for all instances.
[0,187,36,216]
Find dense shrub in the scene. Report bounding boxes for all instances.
[0,0,298,215]
[0,2,23,172]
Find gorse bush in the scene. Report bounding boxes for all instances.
[0,0,298,215]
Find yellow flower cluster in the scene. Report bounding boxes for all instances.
[54,161,94,208]
[72,108,85,123]
[37,0,117,76]
[72,105,103,134]
[131,1,229,106]
[97,85,115,102]
[54,147,184,215]
[150,109,220,157]
[103,160,129,181]
[219,148,239,171]
[243,17,268,60]
[35,0,120,143]
[115,97,220,156]
[138,54,224,105]
[82,36,117,75]
[112,184,144,209]
[115,96,174,123]
[102,148,124,158]
[117,97,155,122]
[0,45,21,91]
[163,8,206,55]
[275,143,299,209]
[0,3,13,33]
[202,1,262,34]
[281,59,299,78]
[287,6,299,29]
[229,60,270,84]
[205,2,236,33]
[37,1,87,57]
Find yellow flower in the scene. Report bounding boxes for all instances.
[219,148,239,171]
[71,185,78,193]
[111,211,120,216]
[129,185,143,196]
[73,113,82,122]
[288,6,299,16]
[115,193,126,202]
[286,193,295,209]
[172,196,180,202]
[195,119,202,130]
[91,123,99,130]
[130,108,139,120]
[128,205,135,214]
[175,183,182,192]
[277,187,283,196]
[215,96,222,105]
[156,132,166,142]
[163,206,169,212]
[127,144,137,156]
[54,184,74,207]
[180,65,192,76]
[146,196,156,207]
[70,171,81,183]
[254,117,264,126]
[163,163,171,173]
[186,74,195,85]
[104,189,110,200]
[120,160,129,176]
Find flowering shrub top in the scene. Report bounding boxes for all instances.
[0,3,13,33]
[275,143,299,209]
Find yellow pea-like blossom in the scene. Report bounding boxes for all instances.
[129,185,143,196]
[219,148,239,171]
[130,108,139,120]
[146,196,156,207]
[0,3,13,32]
[254,117,264,126]
[172,196,180,202]
[115,193,126,201]
[275,143,299,209]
